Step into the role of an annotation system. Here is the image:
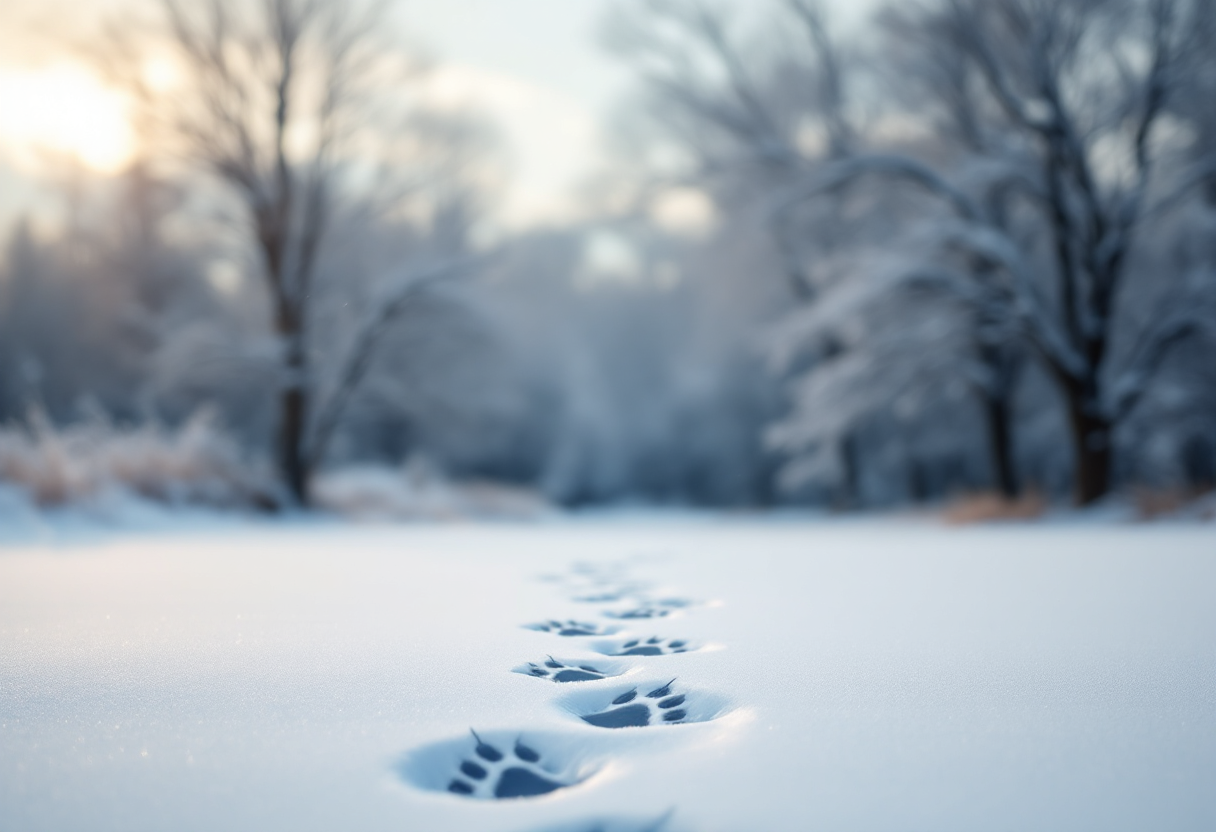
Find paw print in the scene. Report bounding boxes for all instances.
[518,657,609,683]
[600,636,694,656]
[580,680,688,729]
[572,590,632,603]
[526,620,619,637]
[603,606,671,620]
[447,731,575,799]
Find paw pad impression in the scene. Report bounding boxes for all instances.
[445,731,578,800]
[561,681,733,730]
[596,636,697,656]
[581,679,687,728]
[526,620,619,637]
[514,656,624,683]
[603,607,671,620]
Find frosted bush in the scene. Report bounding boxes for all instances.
[0,411,277,510]
[312,458,552,520]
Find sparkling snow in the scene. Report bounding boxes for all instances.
[1,520,1213,831]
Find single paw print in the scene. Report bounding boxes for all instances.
[580,680,688,729]
[603,606,671,620]
[519,656,609,683]
[602,636,694,656]
[572,590,632,603]
[447,731,574,799]
[526,620,619,637]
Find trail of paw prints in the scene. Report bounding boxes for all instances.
[446,731,575,800]
[526,619,620,637]
[581,680,687,728]
[578,584,700,620]
[557,562,667,607]
[514,656,623,683]
[540,563,647,600]
[541,561,702,620]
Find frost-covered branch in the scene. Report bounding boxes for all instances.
[1108,270,1216,421]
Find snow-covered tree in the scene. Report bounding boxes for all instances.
[735,0,1213,504]
[611,0,1216,506]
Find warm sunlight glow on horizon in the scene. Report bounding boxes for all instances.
[0,63,135,175]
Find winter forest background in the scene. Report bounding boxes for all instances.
[1,0,1214,517]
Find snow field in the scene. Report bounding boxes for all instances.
[1,520,1214,832]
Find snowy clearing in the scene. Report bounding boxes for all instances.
[1,520,1214,832]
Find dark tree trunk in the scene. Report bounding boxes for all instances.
[273,292,311,507]
[837,431,861,509]
[976,345,1021,500]
[1064,382,1112,506]
[983,391,1019,499]
[278,375,310,506]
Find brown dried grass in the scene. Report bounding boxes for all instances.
[311,460,551,521]
[0,410,276,510]
[1132,487,1216,521]
[943,491,1048,525]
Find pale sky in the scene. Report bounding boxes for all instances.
[0,0,879,230]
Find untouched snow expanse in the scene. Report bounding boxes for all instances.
[1,519,1214,832]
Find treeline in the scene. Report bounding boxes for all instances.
[605,0,1216,507]
[1,0,1214,511]
[0,166,773,508]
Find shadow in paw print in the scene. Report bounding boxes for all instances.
[580,680,687,728]
[594,636,696,657]
[401,729,594,800]
[513,656,627,683]
[561,682,733,729]
[527,620,620,637]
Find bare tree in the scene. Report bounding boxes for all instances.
[605,0,854,299]
[100,0,485,504]
[606,0,883,505]
[612,0,1216,506]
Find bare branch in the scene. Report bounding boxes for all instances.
[306,256,488,470]
[774,153,985,224]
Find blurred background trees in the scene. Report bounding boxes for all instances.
[0,0,1212,513]
[607,0,1216,508]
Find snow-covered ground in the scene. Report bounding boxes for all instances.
[1,519,1213,832]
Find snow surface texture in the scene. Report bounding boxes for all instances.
[1,521,1214,832]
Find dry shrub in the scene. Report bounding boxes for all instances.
[943,491,1047,525]
[1133,487,1216,521]
[0,410,277,510]
[312,459,551,521]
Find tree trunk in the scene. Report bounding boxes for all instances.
[983,391,1019,499]
[1064,383,1112,506]
[278,377,310,506]
[836,431,861,509]
[275,312,311,507]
